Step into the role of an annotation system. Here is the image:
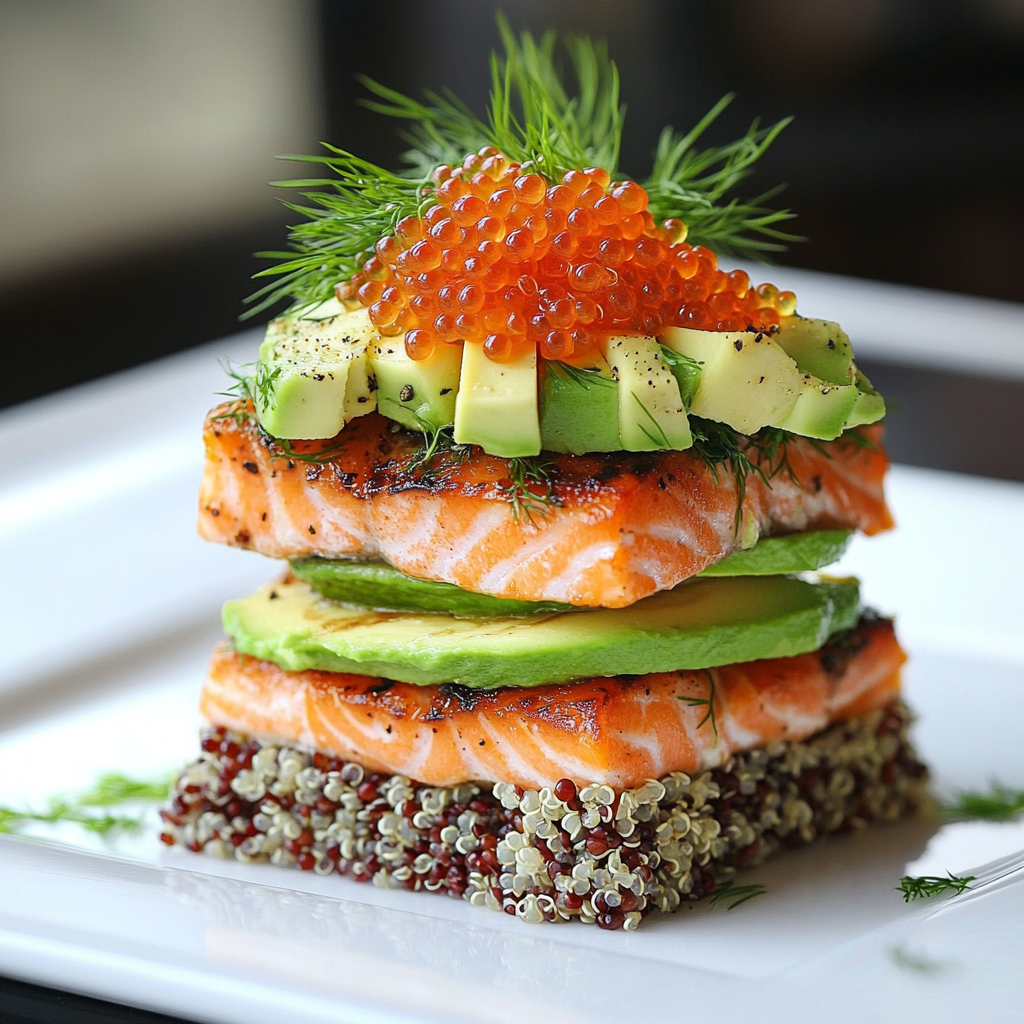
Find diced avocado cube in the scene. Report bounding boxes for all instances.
[370,339,461,432]
[777,375,860,440]
[847,368,886,427]
[453,343,541,457]
[256,307,377,439]
[540,350,620,453]
[774,318,855,385]
[661,326,801,435]
[599,335,692,451]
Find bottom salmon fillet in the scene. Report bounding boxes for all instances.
[201,616,906,790]
[164,698,928,928]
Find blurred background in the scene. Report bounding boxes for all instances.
[2,0,1022,479]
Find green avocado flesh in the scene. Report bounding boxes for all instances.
[223,574,860,689]
[290,558,572,616]
[539,354,620,454]
[697,529,852,576]
[255,303,883,454]
[290,529,854,616]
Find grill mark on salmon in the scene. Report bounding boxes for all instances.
[200,406,892,608]
[201,617,905,790]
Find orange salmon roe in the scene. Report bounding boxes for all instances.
[336,148,795,362]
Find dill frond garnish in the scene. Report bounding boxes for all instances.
[0,773,172,837]
[361,15,624,185]
[708,878,767,910]
[245,155,427,318]
[263,434,352,467]
[546,360,616,390]
[246,16,796,317]
[645,93,801,257]
[406,421,473,481]
[677,669,718,738]
[688,417,796,533]
[499,456,562,524]
[898,873,975,903]
[214,360,283,427]
[944,782,1024,821]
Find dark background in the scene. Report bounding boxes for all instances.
[2,0,1023,479]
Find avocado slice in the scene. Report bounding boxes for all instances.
[697,529,852,576]
[291,558,571,616]
[661,326,802,435]
[370,338,461,432]
[453,342,541,457]
[224,574,861,688]
[539,351,620,454]
[599,335,692,451]
[256,306,377,439]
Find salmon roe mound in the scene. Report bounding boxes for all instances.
[336,147,798,362]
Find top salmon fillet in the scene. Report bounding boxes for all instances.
[199,405,892,608]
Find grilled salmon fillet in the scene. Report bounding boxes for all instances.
[201,616,904,790]
[199,406,892,608]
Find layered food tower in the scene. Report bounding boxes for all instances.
[163,27,928,929]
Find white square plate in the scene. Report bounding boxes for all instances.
[1,332,1022,1024]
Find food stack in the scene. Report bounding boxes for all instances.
[161,28,928,930]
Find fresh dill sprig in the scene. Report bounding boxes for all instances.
[688,417,796,533]
[944,782,1024,822]
[361,15,624,182]
[263,434,353,467]
[216,360,280,420]
[499,456,562,524]
[406,420,473,480]
[708,878,767,910]
[247,16,795,316]
[245,154,427,318]
[645,93,801,256]
[677,669,718,738]
[0,773,172,837]
[898,873,975,903]
[546,360,615,390]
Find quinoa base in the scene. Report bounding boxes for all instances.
[162,700,929,930]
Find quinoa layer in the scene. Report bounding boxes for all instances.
[162,700,928,930]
